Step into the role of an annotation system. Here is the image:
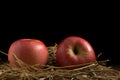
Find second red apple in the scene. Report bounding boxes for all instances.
[56,36,96,68]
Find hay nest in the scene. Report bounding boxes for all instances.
[0,44,120,80]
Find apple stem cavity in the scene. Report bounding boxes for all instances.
[73,46,79,55]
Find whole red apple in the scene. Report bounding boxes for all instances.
[56,36,96,68]
[8,39,48,68]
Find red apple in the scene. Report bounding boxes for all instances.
[56,36,96,68]
[8,39,48,68]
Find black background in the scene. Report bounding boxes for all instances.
[0,5,119,66]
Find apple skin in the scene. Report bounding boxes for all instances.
[56,36,96,68]
[8,39,48,68]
